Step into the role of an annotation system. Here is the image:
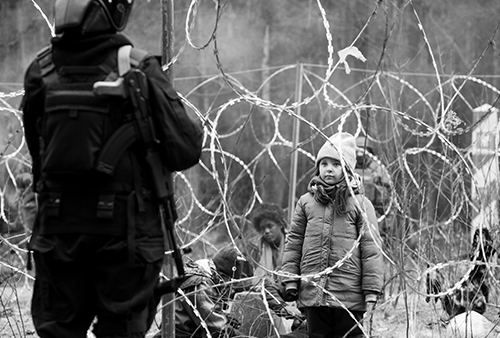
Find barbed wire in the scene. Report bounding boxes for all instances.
[2,0,500,336]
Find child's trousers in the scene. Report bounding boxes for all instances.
[305,306,364,338]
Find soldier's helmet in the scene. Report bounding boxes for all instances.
[355,136,375,169]
[54,0,134,35]
[355,136,375,155]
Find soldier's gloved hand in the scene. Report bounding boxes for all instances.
[283,282,299,302]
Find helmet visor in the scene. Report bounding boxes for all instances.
[54,0,94,34]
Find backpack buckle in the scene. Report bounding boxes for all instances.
[46,192,61,217]
[97,194,115,219]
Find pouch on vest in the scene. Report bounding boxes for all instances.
[35,46,134,235]
[37,46,125,178]
[38,190,129,236]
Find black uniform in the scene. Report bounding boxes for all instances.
[21,32,184,338]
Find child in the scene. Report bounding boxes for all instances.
[281,132,384,338]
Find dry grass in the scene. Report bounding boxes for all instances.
[0,239,499,338]
[1,277,499,338]
[0,283,36,338]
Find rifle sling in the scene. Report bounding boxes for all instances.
[95,121,138,175]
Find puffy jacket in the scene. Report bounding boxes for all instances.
[281,192,383,311]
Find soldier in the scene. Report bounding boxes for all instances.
[20,0,202,337]
[354,136,393,235]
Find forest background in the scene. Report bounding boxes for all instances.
[1,0,500,337]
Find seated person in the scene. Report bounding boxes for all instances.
[247,204,288,278]
[158,246,253,338]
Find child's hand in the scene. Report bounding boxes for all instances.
[284,288,298,302]
[279,305,302,319]
[365,301,376,337]
[365,301,376,313]
[283,282,299,301]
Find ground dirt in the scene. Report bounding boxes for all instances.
[1,265,500,338]
[2,283,500,338]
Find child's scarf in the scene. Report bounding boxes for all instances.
[308,174,362,214]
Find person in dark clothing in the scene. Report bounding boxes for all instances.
[20,1,202,337]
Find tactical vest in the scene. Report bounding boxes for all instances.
[35,45,150,236]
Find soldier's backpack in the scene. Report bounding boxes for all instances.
[37,44,203,179]
[35,44,200,279]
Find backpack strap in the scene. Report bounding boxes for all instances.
[130,47,150,67]
[118,45,132,76]
[117,45,150,76]
[36,45,58,83]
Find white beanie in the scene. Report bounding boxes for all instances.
[315,132,357,172]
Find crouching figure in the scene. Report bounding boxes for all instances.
[155,246,253,338]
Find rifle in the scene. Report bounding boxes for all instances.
[94,68,185,289]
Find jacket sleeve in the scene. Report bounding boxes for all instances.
[179,279,229,337]
[139,55,204,170]
[264,277,287,312]
[20,60,45,191]
[281,196,307,284]
[356,195,384,296]
[139,55,188,120]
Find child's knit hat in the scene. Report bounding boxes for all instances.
[315,132,357,172]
